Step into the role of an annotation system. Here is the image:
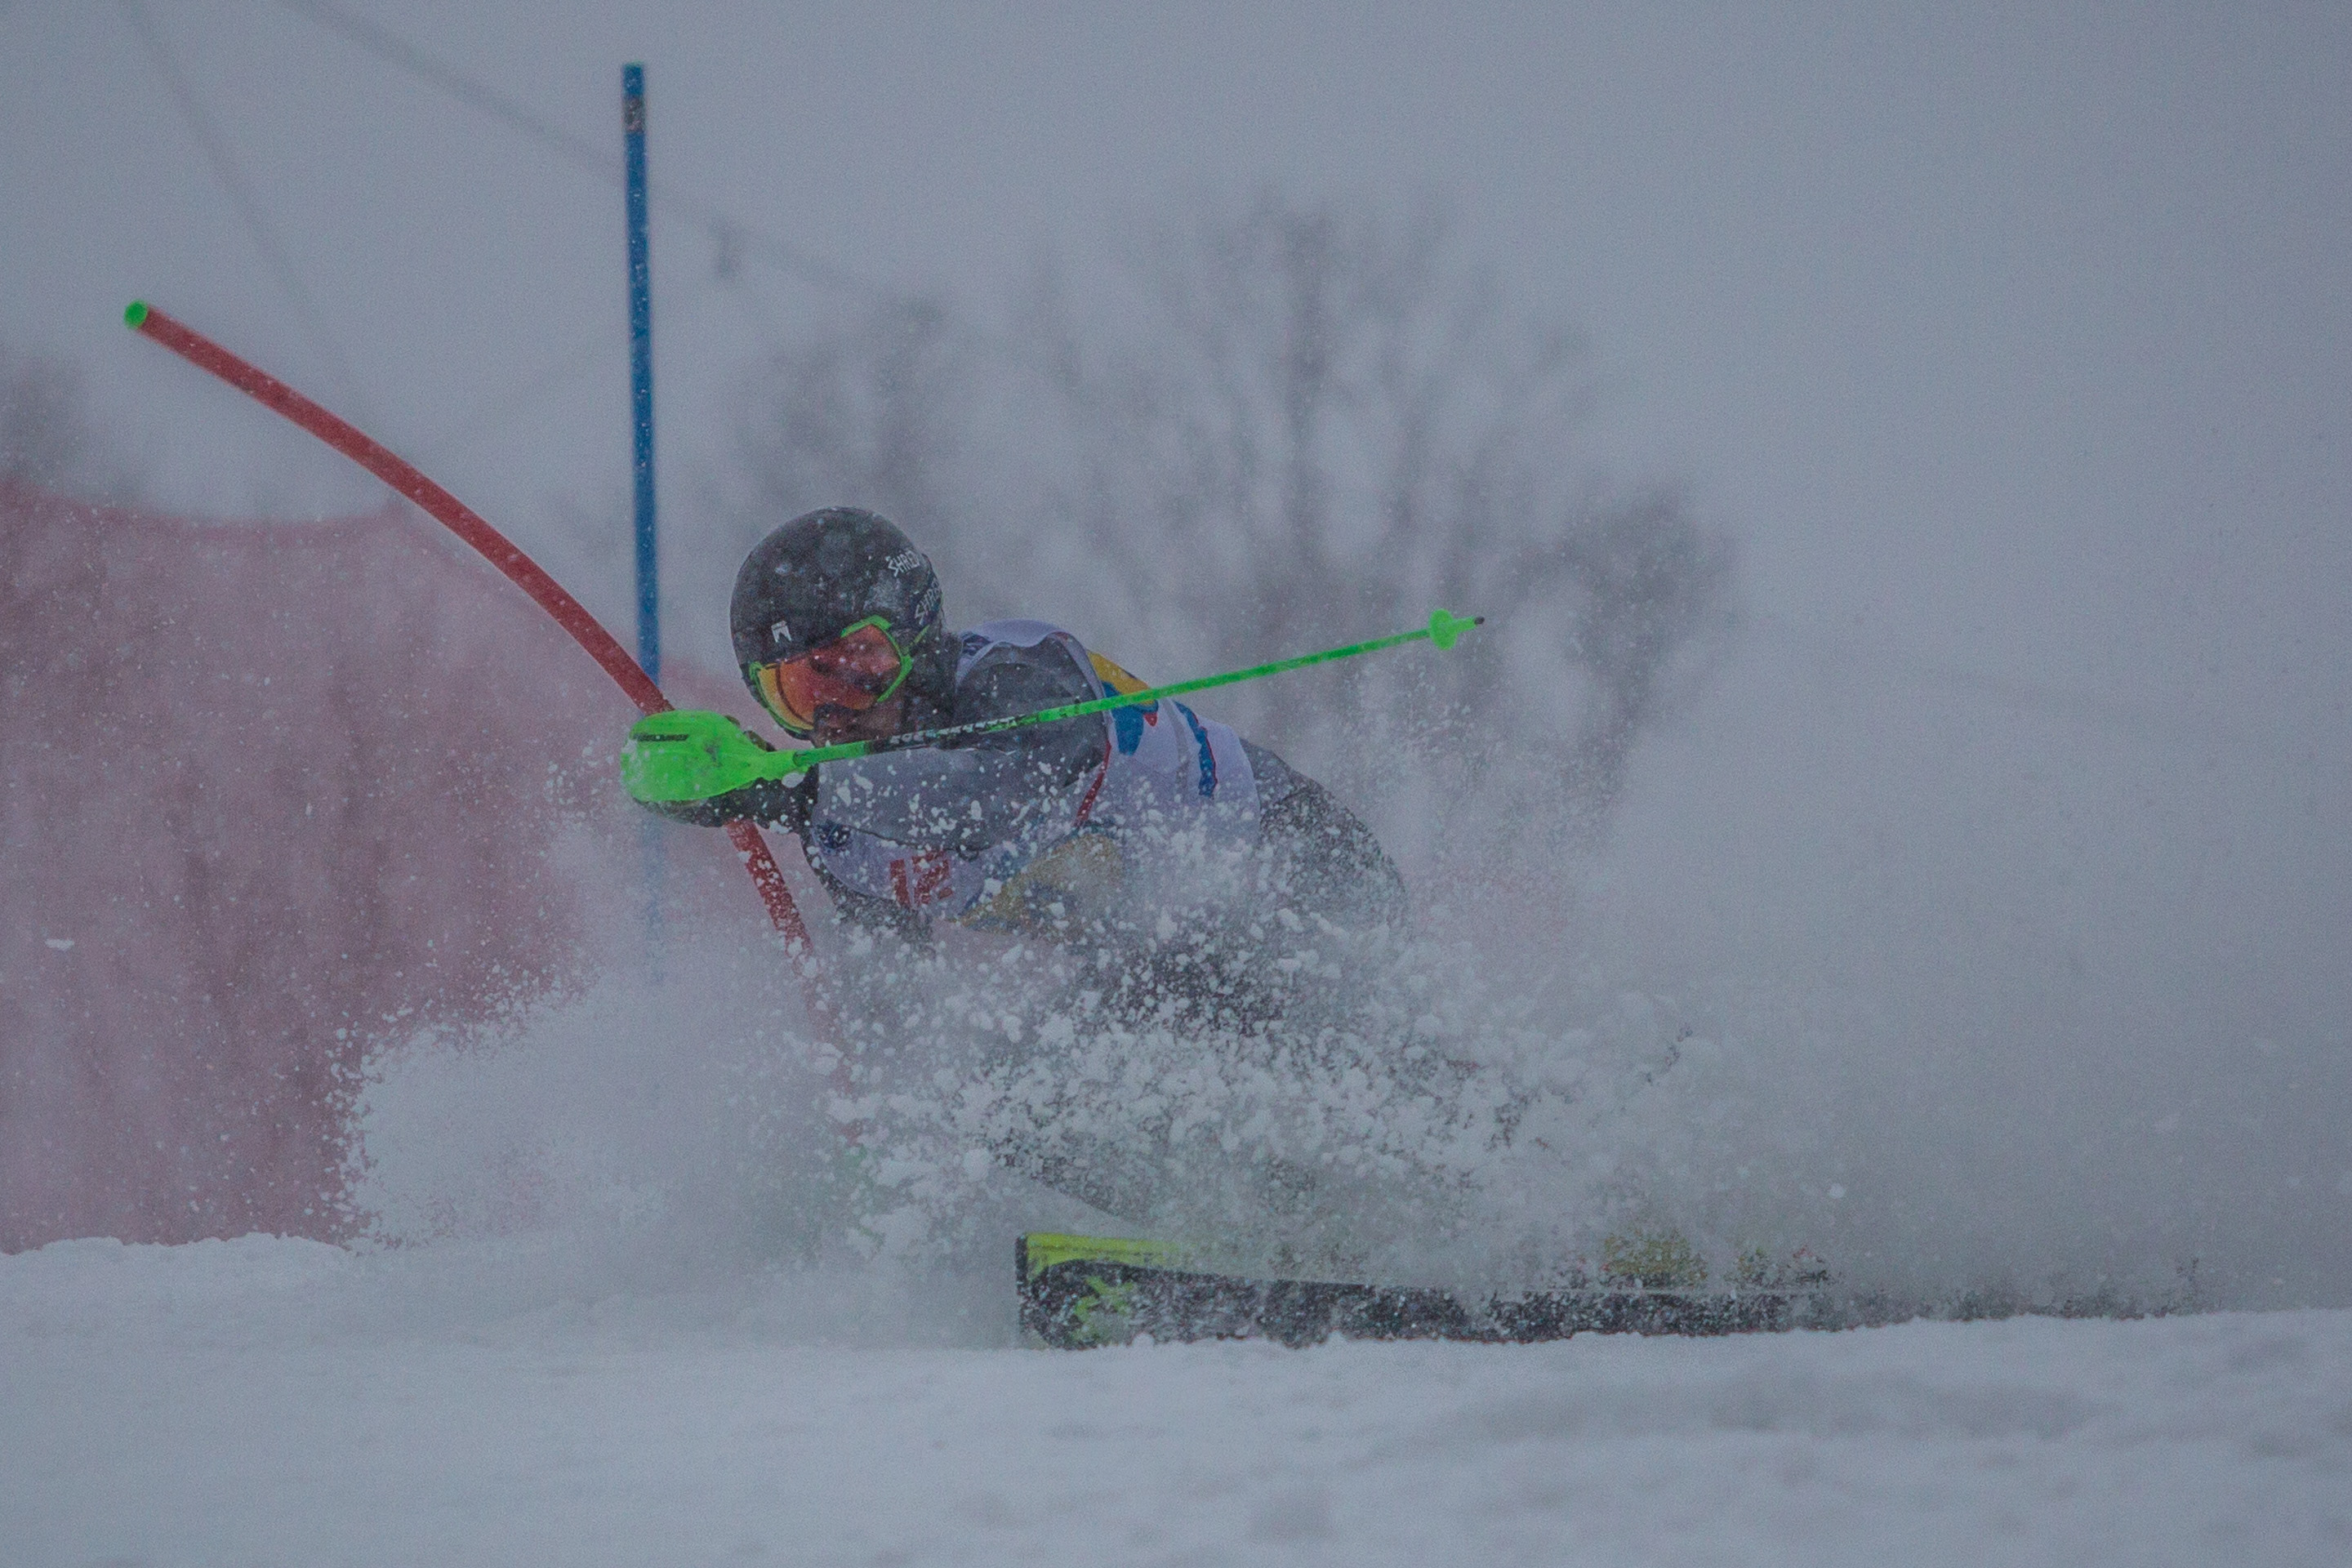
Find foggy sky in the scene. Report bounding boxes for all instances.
[5,2,2349,1299]
[2,4,2340,708]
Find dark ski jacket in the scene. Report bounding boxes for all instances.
[646,626,1401,942]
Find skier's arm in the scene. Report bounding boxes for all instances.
[1241,738,1407,929]
[804,853,933,945]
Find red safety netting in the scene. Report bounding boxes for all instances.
[0,483,776,1249]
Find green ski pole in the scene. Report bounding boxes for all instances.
[623,608,1484,804]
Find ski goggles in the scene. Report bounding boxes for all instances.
[747,617,914,734]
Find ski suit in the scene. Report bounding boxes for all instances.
[654,619,1403,951]
[652,618,1410,1227]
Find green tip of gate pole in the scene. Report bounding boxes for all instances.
[123,301,149,329]
[1427,608,1483,651]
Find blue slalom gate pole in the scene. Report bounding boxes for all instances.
[625,63,663,969]
[623,63,657,686]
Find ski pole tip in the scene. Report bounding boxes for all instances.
[123,301,149,329]
[1428,608,1482,651]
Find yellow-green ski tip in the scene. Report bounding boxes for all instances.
[123,301,149,329]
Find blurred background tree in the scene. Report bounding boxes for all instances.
[709,193,1735,865]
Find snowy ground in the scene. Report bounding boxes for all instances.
[3,1236,2346,1566]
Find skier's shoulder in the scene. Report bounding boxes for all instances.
[951,620,1099,719]
[959,618,1174,700]
[956,618,1089,670]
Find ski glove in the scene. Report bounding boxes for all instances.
[622,711,815,833]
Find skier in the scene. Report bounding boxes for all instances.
[628,506,1404,1016]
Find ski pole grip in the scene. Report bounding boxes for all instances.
[623,710,808,803]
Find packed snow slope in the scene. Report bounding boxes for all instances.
[2,1235,2345,1567]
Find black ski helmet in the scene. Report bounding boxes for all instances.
[730,507,953,711]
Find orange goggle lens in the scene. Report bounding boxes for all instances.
[750,622,908,733]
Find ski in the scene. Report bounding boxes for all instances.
[1017,1233,1829,1349]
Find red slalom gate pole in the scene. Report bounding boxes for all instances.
[123,301,820,965]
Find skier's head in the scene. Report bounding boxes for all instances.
[731,506,954,742]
